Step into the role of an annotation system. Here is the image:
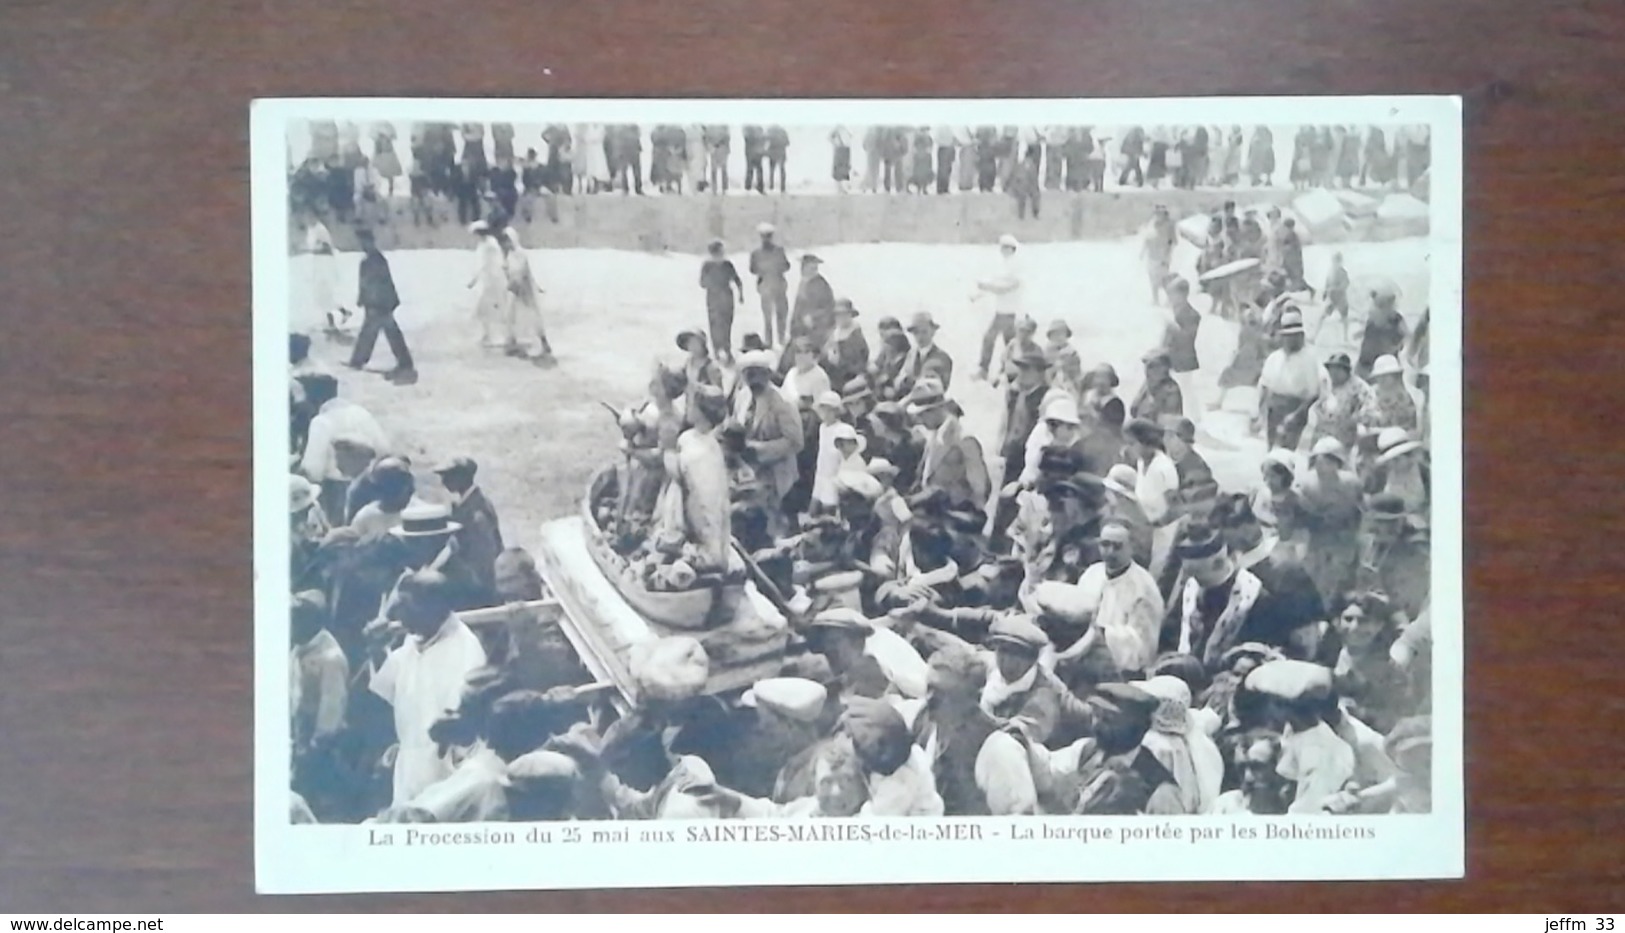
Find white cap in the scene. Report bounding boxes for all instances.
[1042,393,1082,425]
[737,350,778,373]
[814,390,844,410]
[740,678,827,723]
[757,222,776,235]
[834,469,884,500]
[1103,463,1139,497]
[1370,354,1404,377]
[999,233,1020,249]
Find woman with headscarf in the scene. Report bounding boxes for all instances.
[1133,675,1224,814]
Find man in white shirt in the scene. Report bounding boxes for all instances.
[1054,521,1166,681]
[973,234,1025,382]
[1256,309,1321,449]
[297,373,390,524]
[395,667,518,823]
[369,570,489,807]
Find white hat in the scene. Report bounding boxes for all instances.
[814,390,844,411]
[1370,354,1404,378]
[1042,393,1082,426]
[629,636,711,703]
[1103,463,1139,498]
[291,474,318,514]
[829,423,867,454]
[737,350,778,373]
[389,500,463,538]
[1131,675,1194,735]
[1262,448,1299,476]
[502,750,581,790]
[1308,436,1347,465]
[1031,581,1096,625]
[834,468,883,500]
[1375,427,1424,464]
[756,222,775,235]
[808,607,873,633]
[468,220,490,234]
[740,677,827,723]
[999,233,1020,249]
[1244,659,1334,702]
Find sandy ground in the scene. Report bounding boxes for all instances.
[290,234,1430,557]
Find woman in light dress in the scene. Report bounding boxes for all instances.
[685,123,709,192]
[302,213,346,331]
[498,229,554,364]
[581,123,610,193]
[466,222,510,348]
[371,122,403,196]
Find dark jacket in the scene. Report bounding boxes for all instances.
[449,487,505,608]
[791,274,836,343]
[1130,376,1184,425]
[822,327,870,390]
[1075,746,1179,815]
[357,250,399,312]
[896,344,955,396]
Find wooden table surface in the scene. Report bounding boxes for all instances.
[2,0,1622,913]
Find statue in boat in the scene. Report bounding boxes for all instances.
[588,370,749,630]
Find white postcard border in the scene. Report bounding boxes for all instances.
[252,95,1465,894]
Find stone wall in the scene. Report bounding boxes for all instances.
[294,188,1306,254]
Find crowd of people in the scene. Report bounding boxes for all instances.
[286,122,1433,228]
[286,196,1435,826]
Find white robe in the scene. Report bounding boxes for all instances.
[370,616,489,806]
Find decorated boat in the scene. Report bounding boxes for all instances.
[580,466,748,631]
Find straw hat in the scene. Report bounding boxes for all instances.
[1375,427,1424,464]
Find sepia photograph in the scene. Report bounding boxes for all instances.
[253,97,1463,893]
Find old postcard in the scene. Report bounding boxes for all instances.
[253,96,1463,893]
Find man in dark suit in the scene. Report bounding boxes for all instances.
[346,228,415,384]
[1210,494,1327,661]
[783,254,835,369]
[434,456,505,609]
[743,125,767,194]
[821,299,870,390]
[895,311,955,397]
